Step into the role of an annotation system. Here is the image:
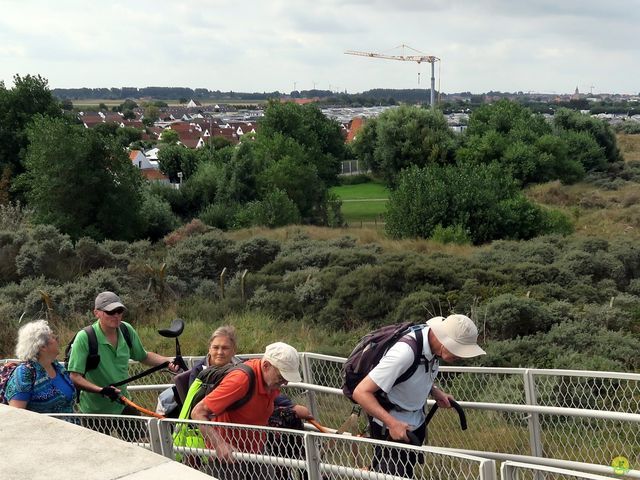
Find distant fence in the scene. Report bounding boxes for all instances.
[340,160,369,175]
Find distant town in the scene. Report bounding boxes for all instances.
[55,86,640,184]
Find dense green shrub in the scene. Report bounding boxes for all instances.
[386,162,557,244]
[553,108,622,164]
[233,189,301,228]
[235,237,281,271]
[430,224,471,245]
[198,202,240,230]
[247,286,302,319]
[480,294,556,339]
[0,230,29,285]
[14,225,77,282]
[138,190,180,241]
[165,230,235,286]
[391,289,448,324]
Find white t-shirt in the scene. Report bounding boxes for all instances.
[368,326,439,429]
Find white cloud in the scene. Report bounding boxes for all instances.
[0,0,638,94]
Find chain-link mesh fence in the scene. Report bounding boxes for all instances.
[9,353,640,475]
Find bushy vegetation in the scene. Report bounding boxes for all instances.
[385,162,572,244]
[2,221,639,372]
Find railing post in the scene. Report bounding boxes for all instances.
[300,353,319,419]
[500,462,514,480]
[240,269,249,303]
[220,267,227,299]
[304,432,321,480]
[480,459,498,480]
[524,369,544,458]
[151,419,175,459]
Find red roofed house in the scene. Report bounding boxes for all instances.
[346,117,365,143]
[129,150,169,184]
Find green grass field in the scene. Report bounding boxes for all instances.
[330,182,389,223]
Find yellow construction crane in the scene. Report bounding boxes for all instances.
[345,44,440,108]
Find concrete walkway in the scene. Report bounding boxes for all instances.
[0,404,213,480]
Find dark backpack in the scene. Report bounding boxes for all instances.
[0,361,35,404]
[342,322,427,404]
[64,323,133,372]
[190,362,256,414]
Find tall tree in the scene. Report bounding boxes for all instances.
[17,116,143,241]
[259,100,346,186]
[457,100,584,185]
[553,108,622,165]
[353,105,456,187]
[0,74,62,197]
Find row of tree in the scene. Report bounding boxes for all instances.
[352,101,623,243]
[0,74,351,241]
[0,73,630,247]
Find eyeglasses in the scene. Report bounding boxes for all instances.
[103,307,125,316]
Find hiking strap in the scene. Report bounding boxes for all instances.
[221,363,256,413]
[393,326,429,386]
[82,323,133,372]
[111,360,171,388]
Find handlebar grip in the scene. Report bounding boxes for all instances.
[425,399,467,430]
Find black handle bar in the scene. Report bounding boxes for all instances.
[424,399,467,430]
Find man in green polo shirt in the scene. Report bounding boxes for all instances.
[67,291,178,438]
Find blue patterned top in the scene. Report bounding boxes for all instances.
[5,360,75,413]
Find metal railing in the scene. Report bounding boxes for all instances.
[49,413,496,480]
[6,353,640,479]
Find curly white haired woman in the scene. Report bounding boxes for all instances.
[5,319,75,413]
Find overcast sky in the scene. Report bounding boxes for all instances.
[1,0,638,95]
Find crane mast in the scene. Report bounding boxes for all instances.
[345,45,440,108]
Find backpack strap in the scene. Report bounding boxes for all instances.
[393,325,428,386]
[224,363,256,413]
[84,323,133,372]
[84,325,100,371]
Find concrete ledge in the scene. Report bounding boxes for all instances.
[0,404,212,480]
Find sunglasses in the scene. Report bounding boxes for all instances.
[103,307,125,316]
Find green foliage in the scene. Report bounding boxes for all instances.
[164,229,235,288]
[198,202,240,230]
[18,116,144,241]
[180,160,222,213]
[458,100,586,185]
[553,108,622,164]
[159,128,179,145]
[430,224,471,245]
[386,162,558,244]
[234,237,281,271]
[338,174,372,185]
[0,74,62,193]
[157,144,200,182]
[259,100,346,186]
[615,122,640,134]
[93,123,143,148]
[479,294,556,339]
[138,189,180,241]
[558,129,608,172]
[357,106,456,187]
[216,147,259,205]
[233,189,301,228]
[352,118,379,172]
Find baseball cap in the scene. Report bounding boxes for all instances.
[429,314,486,358]
[95,291,126,311]
[263,342,302,383]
